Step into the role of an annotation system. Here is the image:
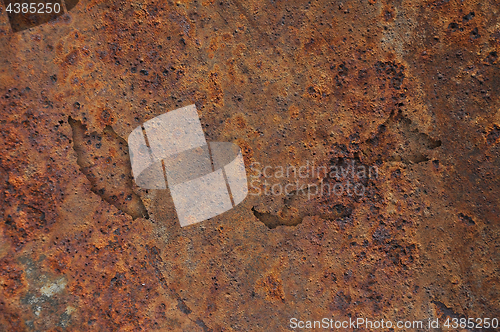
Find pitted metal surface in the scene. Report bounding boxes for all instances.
[0,0,499,330]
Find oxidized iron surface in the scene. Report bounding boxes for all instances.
[0,0,499,331]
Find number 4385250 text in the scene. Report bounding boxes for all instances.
[6,2,61,14]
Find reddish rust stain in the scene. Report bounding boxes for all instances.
[256,273,285,303]
[0,0,499,330]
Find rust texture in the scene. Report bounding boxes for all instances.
[0,0,499,331]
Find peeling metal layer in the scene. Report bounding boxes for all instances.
[0,0,499,330]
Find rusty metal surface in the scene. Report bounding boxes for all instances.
[0,0,499,330]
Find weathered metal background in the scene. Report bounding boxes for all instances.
[0,0,499,330]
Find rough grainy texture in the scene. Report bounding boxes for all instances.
[0,0,499,331]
